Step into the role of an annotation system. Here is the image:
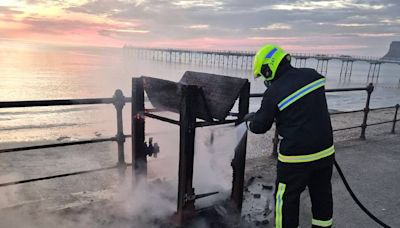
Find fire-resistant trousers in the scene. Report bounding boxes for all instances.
[274,157,333,228]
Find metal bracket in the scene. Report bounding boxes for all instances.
[184,191,219,203]
[184,193,196,202]
[144,137,160,158]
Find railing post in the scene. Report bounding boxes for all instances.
[391,104,399,134]
[113,89,126,177]
[360,83,374,139]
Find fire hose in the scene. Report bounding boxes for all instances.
[334,160,391,228]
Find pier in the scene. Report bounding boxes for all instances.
[124,46,400,79]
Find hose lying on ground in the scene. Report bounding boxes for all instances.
[334,160,392,228]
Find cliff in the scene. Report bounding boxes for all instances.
[382,41,400,59]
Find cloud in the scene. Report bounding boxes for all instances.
[248,36,303,42]
[2,0,400,55]
[336,23,379,27]
[0,6,28,36]
[171,0,224,9]
[21,18,96,34]
[21,0,91,8]
[183,24,209,29]
[62,0,400,55]
[380,18,400,25]
[358,33,398,37]
[269,0,388,11]
[68,0,127,15]
[19,17,149,42]
[252,23,292,31]
[136,0,147,6]
[0,6,23,16]
[98,28,149,38]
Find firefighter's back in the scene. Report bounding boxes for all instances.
[273,67,334,161]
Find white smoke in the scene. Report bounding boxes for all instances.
[0,122,246,228]
[193,125,241,208]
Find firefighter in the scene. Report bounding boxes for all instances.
[245,44,334,228]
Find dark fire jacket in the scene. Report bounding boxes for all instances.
[249,63,334,163]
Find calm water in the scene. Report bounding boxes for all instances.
[0,46,399,144]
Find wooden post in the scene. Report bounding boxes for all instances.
[176,85,197,224]
[132,77,146,180]
[231,81,250,212]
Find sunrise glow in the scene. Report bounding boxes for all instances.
[0,0,399,55]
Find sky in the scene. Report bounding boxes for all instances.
[0,0,399,56]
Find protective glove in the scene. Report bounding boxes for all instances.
[243,112,255,122]
[264,80,271,88]
[234,112,255,127]
[242,112,255,130]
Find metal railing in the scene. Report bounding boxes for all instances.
[0,89,131,187]
[0,84,399,187]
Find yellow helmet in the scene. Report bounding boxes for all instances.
[253,44,290,81]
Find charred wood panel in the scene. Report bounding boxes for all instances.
[180,71,248,120]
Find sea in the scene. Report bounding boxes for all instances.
[0,46,399,145]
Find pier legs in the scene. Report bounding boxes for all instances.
[294,57,307,68]
[316,59,330,75]
[367,62,382,83]
[339,60,354,82]
[315,59,329,76]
